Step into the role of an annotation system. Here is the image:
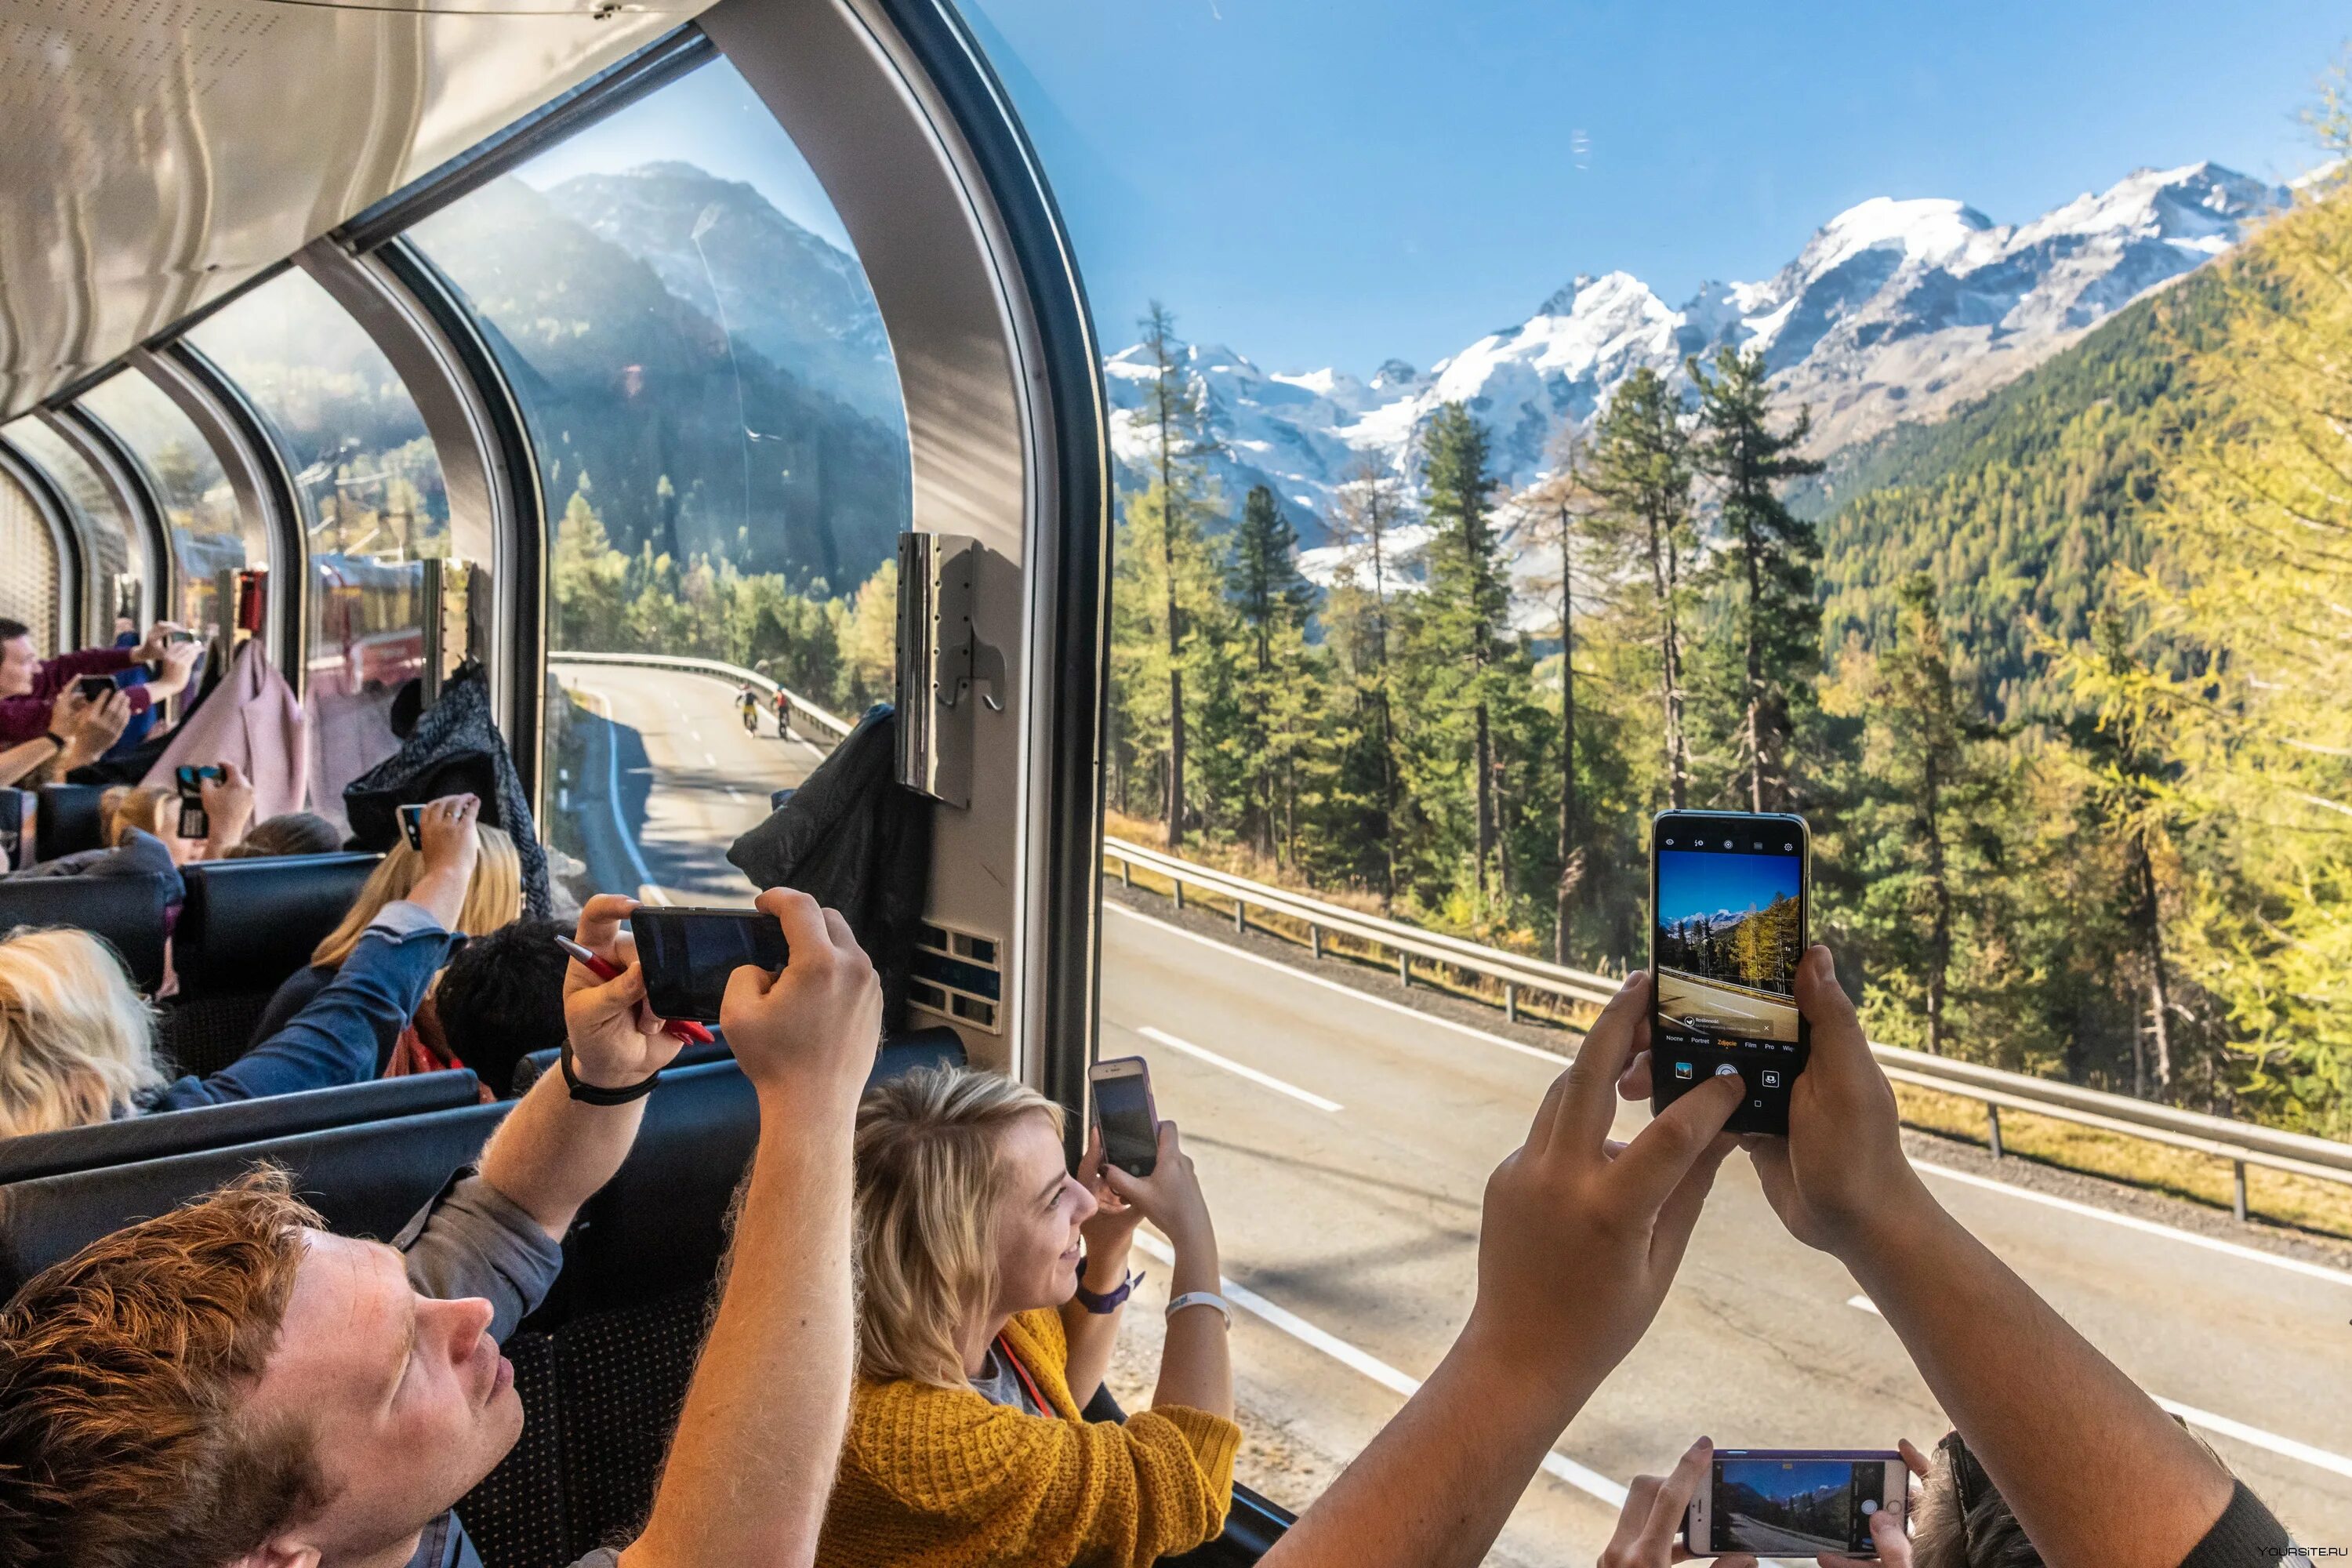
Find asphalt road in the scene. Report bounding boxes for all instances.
[1657,969,1801,1043]
[579,661,2352,1563]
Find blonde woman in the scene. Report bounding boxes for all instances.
[818,1065,1237,1568]
[0,795,482,1137]
[247,811,521,1064]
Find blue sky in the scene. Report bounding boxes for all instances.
[1719,1458,1854,1503]
[1657,851,1801,928]
[957,0,2349,372]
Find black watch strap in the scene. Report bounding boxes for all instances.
[561,1042,662,1105]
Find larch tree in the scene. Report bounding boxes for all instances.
[1131,302,1221,846]
[1588,367,1697,809]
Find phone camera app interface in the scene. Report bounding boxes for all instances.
[1653,822,1806,1119]
[1711,1458,1883,1555]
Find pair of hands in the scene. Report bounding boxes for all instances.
[561,885,883,1098]
[131,625,203,699]
[1599,1437,1929,1568]
[1072,1118,1218,1273]
[46,684,129,771]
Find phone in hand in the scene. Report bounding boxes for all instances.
[165,629,198,645]
[173,764,224,840]
[1685,1448,1905,1558]
[398,803,428,851]
[76,676,114,703]
[1650,811,1810,1136]
[1089,1056,1160,1177]
[630,907,790,1024]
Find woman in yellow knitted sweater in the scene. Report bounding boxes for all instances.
[818,1065,1239,1568]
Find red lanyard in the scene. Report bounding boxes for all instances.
[994,1332,1051,1415]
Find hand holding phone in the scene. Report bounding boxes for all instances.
[76,676,114,704]
[1682,1448,1907,1559]
[398,802,427,851]
[632,907,792,1025]
[173,764,224,840]
[1089,1057,1160,1177]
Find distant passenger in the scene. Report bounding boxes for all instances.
[0,796,482,1138]
[248,804,521,1064]
[417,914,572,1095]
[0,681,130,788]
[0,615,198,750]
[221,808,344,859]
[819,1065,1237,1568]
[0,886,881,1568]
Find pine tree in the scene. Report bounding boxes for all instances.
[1588,368,1697,808]
[1227,485,1316,856]
[1326,459,1410,902]
[1133,302,1221,846]
[1517,424,1601,960]
[1690,346,1824,811]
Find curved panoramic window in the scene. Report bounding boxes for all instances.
[0,463,59,647]
[189,269,451,821]
[0,416,134,635]
[76,371,260,642]
[407,57,911,907]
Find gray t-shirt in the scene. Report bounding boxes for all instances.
[970,1341,1045,1417]
[390,1170,610,1568]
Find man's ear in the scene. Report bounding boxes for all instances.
[227,1541,319,1568]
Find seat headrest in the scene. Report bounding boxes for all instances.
[173,853,382,1000]
[0,1099,512,1299]
[0,1071,483,1185]
[34,784,104,862]
[0,874,171,990]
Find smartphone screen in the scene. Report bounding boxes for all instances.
[1091,1060,1159,1176]
[631,909,790,1023]
[77,676,113,702]
[1707,1452,1899,1556]
[1650,811,1809,1135]
[398,803,427,851]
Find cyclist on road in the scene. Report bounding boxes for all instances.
[738,684,759,734]
[773,687,793,740]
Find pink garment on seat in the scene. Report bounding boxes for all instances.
[140,639,311,821]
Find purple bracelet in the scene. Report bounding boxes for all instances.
[1073,1258,1143,1314]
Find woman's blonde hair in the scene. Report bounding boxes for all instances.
[854,1065,1065,1387]
[310,826,522,967]
[0,927,163,1138]
[100,786,172,848]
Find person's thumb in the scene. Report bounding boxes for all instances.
[1795,946,1869,1065]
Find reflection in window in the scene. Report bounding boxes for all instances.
[0,417,134,638]
[189,271,452,824]
[76,372,259,642]
[407,57,911,905]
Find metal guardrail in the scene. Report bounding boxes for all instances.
[548,649,854,741]
[1102,837,2352,1217]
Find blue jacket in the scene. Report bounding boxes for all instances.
[143,902,455,1112]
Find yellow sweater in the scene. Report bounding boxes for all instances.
[817,1306,1241,1568]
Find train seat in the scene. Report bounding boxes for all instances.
[32,783,104,862]
[164,852,381,1076]
[0,870,172,990]
[0,1070,482,1186]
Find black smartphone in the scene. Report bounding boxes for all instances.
[1686,1449,1905,1557]
[398,803,427,851]
[173,764,224,840]
[630,908,790,1024]
[1090,1056,1160,1176]
[76,676,113,702]
[1650,811,1810,1135]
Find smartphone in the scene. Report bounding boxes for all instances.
[76,676,113,702]
[1650,810,1810,1135]
[1686,1449,1905,1558]
[165,629,198,645]
[173,764,224,839]
[630,907,790,1024]
[1090,1056,1160,1177]
[398,803,427,851]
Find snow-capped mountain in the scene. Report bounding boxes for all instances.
[1108,161,2287,543]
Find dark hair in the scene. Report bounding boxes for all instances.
[0,619,29,644]
[222,812,343,860]
[434,916,570,1097]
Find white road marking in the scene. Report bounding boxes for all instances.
[689,728,702,742]
[1131,1232,1628,1508]
[573,684,670,907]
[1910,1161,2352,1290]
[1134,1025,1343,1112]
[705,750,718,768]
[1109,901,2352,1292]
[1106,902,1574,1065]
[726,786,745,804]
[1842,1294,2352,1479]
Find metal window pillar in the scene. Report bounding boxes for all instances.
[40,406,170,632]
[129,343,309,689]
[0,437,86,650]
[292,234,545,806]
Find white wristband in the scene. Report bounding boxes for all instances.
[1164,1290,1231,1328]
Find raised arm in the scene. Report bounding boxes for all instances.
[621,887,880,1568]
[1261,974,1741,1568]
[1734,946,2236,1568]
[1100,1118,1232,1421]
[476,891,682,1240]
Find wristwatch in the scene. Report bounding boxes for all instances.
[1073,1264,1142,1315]
[560,1041,662,1105]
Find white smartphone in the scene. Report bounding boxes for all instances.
[1088,1056,1160,1177]
[1686,1449,1906,1558]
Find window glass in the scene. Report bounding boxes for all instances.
[76,371,259,642]
[407,57,910,907]
[0,465,59,648]
[0,417,134,636]
[188,270,450,824]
